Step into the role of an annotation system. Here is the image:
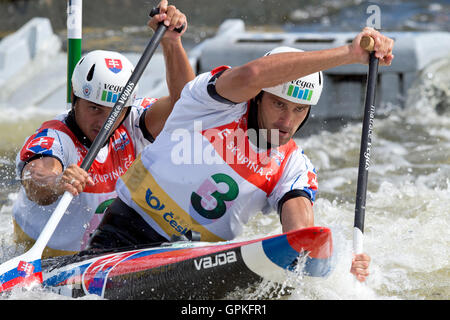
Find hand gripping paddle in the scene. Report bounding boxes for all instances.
[353,35,379,254]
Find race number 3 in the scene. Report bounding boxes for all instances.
[191,173,239,219]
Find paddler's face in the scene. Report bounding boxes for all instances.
[74,98,128,143]
[257,92,310,146]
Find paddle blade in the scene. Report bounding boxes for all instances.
[0,255,43,293]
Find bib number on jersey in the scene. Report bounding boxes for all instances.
[191,173,239,219]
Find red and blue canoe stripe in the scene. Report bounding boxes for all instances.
[42,227,332,297]
[258,229,332,277]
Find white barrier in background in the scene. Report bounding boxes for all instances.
[2,17,449,119]
[0,17,63,110]
[194,19,450,119]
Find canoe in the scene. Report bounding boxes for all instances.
[42,226,333,299]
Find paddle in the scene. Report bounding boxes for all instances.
[0,8,173,293]
[353,35,379,254]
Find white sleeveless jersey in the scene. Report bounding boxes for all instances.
[116,68,318,242]
[13,97,156,252]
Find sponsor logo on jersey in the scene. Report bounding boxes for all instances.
[105,58,123,74]
[112,132,130,151]
[145,187,190,235]
[120,156,224,242]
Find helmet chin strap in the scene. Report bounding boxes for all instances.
[248,93,272,150]
[66,102,92,148]
[296,107,311,132]
[249,92,311,147]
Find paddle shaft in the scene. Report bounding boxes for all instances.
[81,28,166,170]
[353,36,379,254]
[82,8,185,169]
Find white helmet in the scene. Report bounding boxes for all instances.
[262,46,323,105]
[72,50,138,107]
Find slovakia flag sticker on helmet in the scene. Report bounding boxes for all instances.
[105,58,123,74]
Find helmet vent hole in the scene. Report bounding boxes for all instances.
[318,72,322,86]
[86,64,95,81]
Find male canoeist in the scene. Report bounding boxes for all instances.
[89,27,394,282]
[12,1,195,257]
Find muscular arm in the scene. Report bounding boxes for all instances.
[215,28,394,103]
[144,2,195,139]
[280,196,314,232]
[216,46,351,103]
[144,37,195,138]
[161,37,195,107]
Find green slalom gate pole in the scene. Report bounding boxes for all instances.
[67,0,82,109]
